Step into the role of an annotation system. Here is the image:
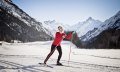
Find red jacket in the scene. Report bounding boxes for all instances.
[52,32,73,46]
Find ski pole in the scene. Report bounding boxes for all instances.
[68,42,72,65]
[68,31,74,65]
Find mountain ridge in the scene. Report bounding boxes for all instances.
[0,0,52,42]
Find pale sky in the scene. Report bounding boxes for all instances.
[12,0,120,25]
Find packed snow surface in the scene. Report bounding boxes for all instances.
[0,41,120,72]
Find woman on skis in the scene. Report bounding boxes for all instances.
[44,26,73,65]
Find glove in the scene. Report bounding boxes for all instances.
[71,31,74,34]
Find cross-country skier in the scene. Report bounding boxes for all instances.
[43,26,73,65]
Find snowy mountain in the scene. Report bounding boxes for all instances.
[79,11,120,48]
[67,11,120,48]
[69,17,102,37]
[81,11,120,41]
[43,20,70,36]
[0,0,52,42]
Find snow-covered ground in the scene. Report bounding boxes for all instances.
[0,41,120,72]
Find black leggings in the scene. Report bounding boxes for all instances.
[51,45,62,63]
